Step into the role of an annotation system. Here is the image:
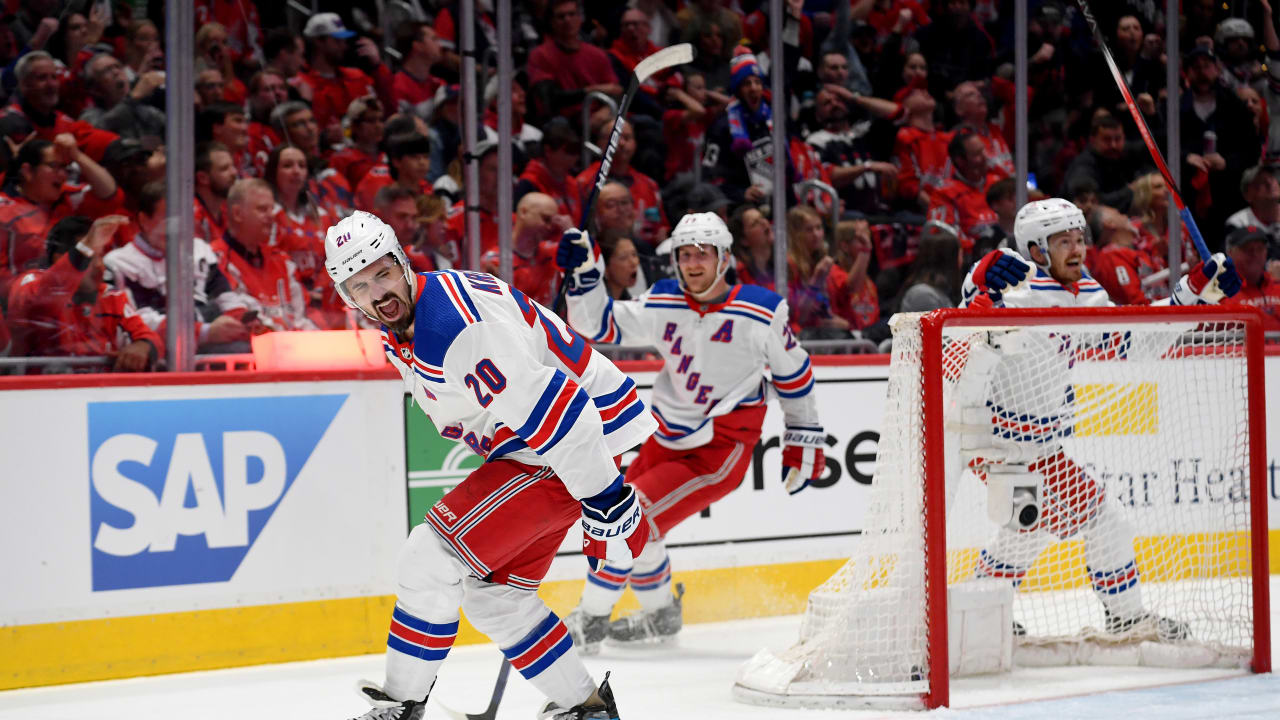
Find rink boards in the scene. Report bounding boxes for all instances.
[0,354,1277,689]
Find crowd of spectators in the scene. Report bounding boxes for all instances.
[1,0,1279,373]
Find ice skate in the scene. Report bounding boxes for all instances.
[537,671,620,719]
[348,680,426,720]
[564,607,611,655]
[1105,611,1191,641]
[607,583,684,646]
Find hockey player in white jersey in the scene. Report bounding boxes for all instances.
[556,212,825,651]
[324,212,658,720]
[952,198,1241,640]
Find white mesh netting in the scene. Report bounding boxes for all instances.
[735,311,1259,709]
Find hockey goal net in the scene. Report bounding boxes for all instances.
[735,306,1270,709]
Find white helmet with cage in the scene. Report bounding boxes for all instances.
[1013,198,1086,268]
[668,212,734,298]
[324,210,414,317]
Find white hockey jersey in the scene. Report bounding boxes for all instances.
[382,270,656,500]
[567,276,820,450]
[104,236,245,338]
[961,260,1112,309]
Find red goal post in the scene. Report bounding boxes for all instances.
[735,305,1270,710]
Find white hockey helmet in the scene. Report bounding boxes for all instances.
[324,210,414,317]
[668,212,734,298]
[1013,198,1086,267]
[1216,18,1254,45]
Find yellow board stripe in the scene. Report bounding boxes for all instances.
[4,532,1275,691]
[1073,382,1159,436]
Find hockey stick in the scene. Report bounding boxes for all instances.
[553,42,696,314]
[1075,0,1211,261]
[438,659,511,720]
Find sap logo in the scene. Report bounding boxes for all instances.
[88,395,347,591]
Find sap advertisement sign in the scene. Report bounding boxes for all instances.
[0,379,406,629]
[88,396,346,591]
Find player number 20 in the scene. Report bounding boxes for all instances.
[464,359,507,407]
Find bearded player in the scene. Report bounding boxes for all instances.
[952,198,1241,640]
[557,212,825,652]
[325,211,658,720]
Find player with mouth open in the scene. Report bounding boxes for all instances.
[325,211,657,720]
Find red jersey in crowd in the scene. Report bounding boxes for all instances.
[968,121,1014,179]
[826,265,880,330]
[391,69,441,118]
[1092,243,1159,305]
[329,145,384,190]
[293,67,375,133]
[575,162,669,244]
[744,10,813,59]
[194,0,265,62]
[0,185,124,300]
[790,138,836,217]
[273,202,335,288]
[1223,271,1280,332]
[526,39,618,116]
[0,102,118,162]
[308,169,355,220]
[211,232,315,331]
[7,252,161,360]
[608,37,668,97]
[445,202,500,260]
[894,125,951,202]
[661,107,711,181]
[483,240,559,307]
[246,120,280,176]
[519,159,581,220]
[193,195,228,245]
[735,259,776,293]
[927,172,1001,251]
[866,1,931,39]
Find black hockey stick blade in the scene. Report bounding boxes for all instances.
[554,42,695,315]
[437,659,511,720]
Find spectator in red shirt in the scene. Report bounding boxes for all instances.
[329,96,385,189]
[483,191,562,306]
[577,119,669,245]
[7,214,159,369]
[607,8,667,118]
[867,0,931,42]
[268,144,333,287]
[390,22,444,118]
[1223,225,1280,331]
[296,13,379,148]
[527,0,622,121]
[194,142,239,245]
[1092,205,1159,305]
[928,127,1000,253]
[786,205,847,334]
[356,131,432,211]
[0,134,121,300]
[827,215,880,330]
[213,178,315,332]
[195,23,248,105]
[515,118,582,220]
[662,70,729,181]
[194,0,265,65]
[1,51,118,163]
[894,83,950,211]
[952,81,1013,178]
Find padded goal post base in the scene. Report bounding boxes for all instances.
[734,307,1270,710]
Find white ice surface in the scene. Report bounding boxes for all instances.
[3,579,1279,719]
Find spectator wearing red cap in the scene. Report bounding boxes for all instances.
[927,127,1000,252]
[576,119,669,245]
[1,51,118,162]
[390,22,444,118]
[894,83,950,211]
[527,0,621,121]
[194,141,240,246]
[329,96,386,189]
[515,118,582,221]
[1223,226,1280,331]
[1092,206,1159,305]
[295,13,381,149]
[0,134,122,300]
[661,69,728,181]
[7,214,159,369]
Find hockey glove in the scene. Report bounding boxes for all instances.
[580,476,651,573]
[557,228,601,293]
[781,426,826,494]
[1172,253,1241,305]
[971,249,1030,300]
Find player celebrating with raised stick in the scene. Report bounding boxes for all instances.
[951,198,1241,641]
[325,212,657,720]
[556,213,825,651]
